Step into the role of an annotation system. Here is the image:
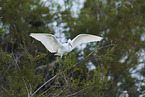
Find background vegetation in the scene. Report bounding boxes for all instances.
[0,0,145,97]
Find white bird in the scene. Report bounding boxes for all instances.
[30,33,103,57]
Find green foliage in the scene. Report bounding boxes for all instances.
[60,0,145,96]
[0,0,145,96]
[0,25,110,96]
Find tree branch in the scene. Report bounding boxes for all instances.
[66,89,85,97]
[31,74,58,96]
[56,87,66,97]
[1,86,10,96]
[12,53,30,96]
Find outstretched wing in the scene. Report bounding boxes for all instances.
[30,33,62,52]
[71,34,103,50]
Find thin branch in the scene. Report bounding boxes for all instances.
[74,44,114,65]
[29,83,32,96]
[12,52,30,96]
[34,65,48,71]
[48,93,51,96]
[62,73,68,84]
[100,44,114,49]
[13,54,21,70]
[56,87,66,97]
[1,86,10,96]
[31,74,58,96]
[73,55,102,66]
[39,86,65,96]
[66,89,85,97]
[39,87,52,96]
[21,77,30,96]
[84,50,95,59]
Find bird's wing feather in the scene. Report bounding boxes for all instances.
[30,33,62,52]
[71,34,102,50]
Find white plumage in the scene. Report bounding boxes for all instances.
[30,33,103,57]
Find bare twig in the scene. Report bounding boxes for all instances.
[100,44,114,49]
[75,44,114,64]
[84,50,95,59]
[56,87,66,97]
[39,86,52,96]
[39,86,65,96]
[31,74,58,96]
[66,89,85,97]
[21,77,30,96]
[13,54,21,70]
[62,73,68,84]
[29,83,32,96]
[1,86,10,96]
[12,50,30,96]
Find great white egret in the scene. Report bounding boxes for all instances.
[30,33,103,57]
